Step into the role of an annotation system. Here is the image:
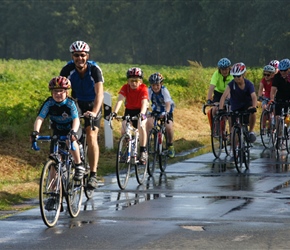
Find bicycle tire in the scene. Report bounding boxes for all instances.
[233,127,243,173]
[147,129,157,176]
[39,160,62,228]
[276,119,284,152]
[66,161,83,218]
[211,116,222,158]
[243,131,250,169]
[116,135,131,190]
[159,130,168,172]
[260,110,273,148]
[135,136,148,185]
[83,138,94,199]
[222,115,231,156]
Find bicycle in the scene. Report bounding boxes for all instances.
[259,97,275,148]
[32,135,83,227]
[147,112,168,176]
[109,114,148,190]
[274,103,290,154]
[203,101,231,158]
[231,109,254,173]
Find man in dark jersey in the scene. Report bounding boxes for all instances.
[60,41,104,189]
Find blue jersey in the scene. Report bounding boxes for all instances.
[38,97,80,131]
[60,61,104,102]
[228,78,255,111]
[148,85,174,113]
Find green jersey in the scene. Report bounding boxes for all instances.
[210,70,233,93]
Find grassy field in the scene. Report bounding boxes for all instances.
[0,59,264,212]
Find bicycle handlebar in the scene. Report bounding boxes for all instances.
[80,115,95,131]
[31,135,75,151]
[108,115,139,130]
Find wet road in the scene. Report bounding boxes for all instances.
[1,137,290,249]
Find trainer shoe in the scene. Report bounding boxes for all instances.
[87,176,98,189]
[139,151,148,165]
[168,146,175,158]
[45,197,56,211]
[74,164,85,181]
[249,132,256,143]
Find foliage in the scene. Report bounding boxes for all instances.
[0,1,289,66]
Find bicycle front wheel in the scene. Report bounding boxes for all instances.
[232,127,243,173]
[135,138,148,185]
[39,160,62,228]
[211,116,222,158]
[222,115,231,156]
[147,129,157,176]
[116,135,131,190]
[159,131,168,172]
[66,162,83,218]
[260,110,273,148]
[83,140,94,199]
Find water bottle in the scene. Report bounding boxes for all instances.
[79,144,84,160]
[131,137,136,155]
[271,114,275,126]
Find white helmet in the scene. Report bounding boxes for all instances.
[263,65,275,73]
[69,41,90,53]
[230,62,246,76]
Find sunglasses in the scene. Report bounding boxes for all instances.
[263,73,271,77]
[73,53,87,58]
[52,89,66,94]
[233,75,242,78]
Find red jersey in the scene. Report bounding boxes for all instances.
[119,83,148,110]
[261,77,273,98]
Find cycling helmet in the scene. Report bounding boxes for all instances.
[217,58,231,69]
[49,76,71,90]
[263,65,275,73]
[230,62,246,76]
[126,67,143,79]
[149,72,164,84]
[278,58,290,71]
[269,60,279,69]
[69,41,90,53]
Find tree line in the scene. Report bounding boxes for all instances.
[0,0,289,67]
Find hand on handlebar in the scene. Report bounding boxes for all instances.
[30,131,39,143]
[248,107,257,113]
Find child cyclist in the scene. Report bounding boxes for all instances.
[206,58,233,126]
[219,62,257,143]
[110,67,149,165]
[31,76,84,183]
[258,65,276,110]
[147,72,175,158]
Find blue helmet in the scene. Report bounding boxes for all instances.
[217,58,231,69]
[278,59,290,71]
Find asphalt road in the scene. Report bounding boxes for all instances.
[1,137,290,250]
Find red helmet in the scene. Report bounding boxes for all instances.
[49,76,71,90]
[230,62,246,76]
[126,67,143,79]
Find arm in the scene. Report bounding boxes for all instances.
[207,84,215,101]
[113,94,126,114]
[71,117,80,132]
[270,86,277,101]
[91,81,104,115]
[165,101,171,113]
[140,99,149,115]
[33,116,44,132]
[258,81,264,97]
[219,86,230,110]
[250,92,257,108]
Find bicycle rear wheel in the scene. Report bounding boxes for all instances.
[116,135,131,190]
[39,160,62,228]
[135,138,148,185]
[260,110,273,148]
[159,131,168,172]
[66,162,83,218]
[211,116,222,158]
[147,129,157,176]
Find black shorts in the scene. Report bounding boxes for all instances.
[213,90,223,103]
[78,100,102,128]
[275,101,290,116]
[231,106,251,125]
[125,109,140,128]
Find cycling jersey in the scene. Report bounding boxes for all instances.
[119,83,148,110]
[260,77,272,99]
[60,61,104,102]
[272,72,290,101]
[210,70,233,93]
[148,85,174,113]
[38,96,80,131]
[228,78,255,111]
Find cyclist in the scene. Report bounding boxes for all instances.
[110,67,149,165]
[60,40,104,189]
[206,58,233,127]
[269,59,280,75]
[147,72,175,158]
[258,65,276,110]
[270,58,290,125]
[219,62,257,143]
[31,76,83,180]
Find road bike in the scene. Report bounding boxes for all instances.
[274,104,290,154]
[203,102,231,158]
[259,98,275,148]
[109,115,148,190]
[32,135,83,227]
[231,109,254,173]
[147,112,168,176]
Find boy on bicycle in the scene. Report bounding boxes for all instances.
[147,72,175,158]
[110,67,149,165]
[219,62,257,143]
[31,76,84,182]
